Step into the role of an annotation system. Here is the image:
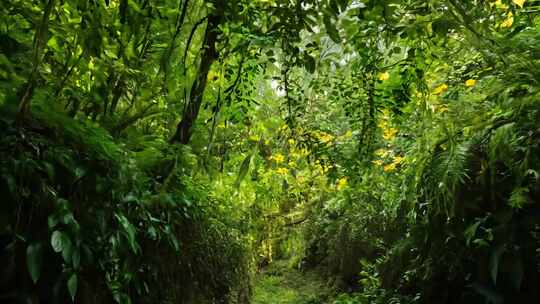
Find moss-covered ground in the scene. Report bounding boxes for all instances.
[252,260,336,304]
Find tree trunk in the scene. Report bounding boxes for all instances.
[17,0,56,122]
[170,2,223,144]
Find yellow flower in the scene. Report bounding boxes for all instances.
[433,84,449,95]
[276,167,289,175]
[501,12,514,28]
[299,148,310,156]
[383,163,396,172]
[492,0,509,9]
[465,79,477,87]
[272,153,285,163]
[336,177,348,190]
[378,72,390,81]
[383,127,398,140]
[288,138,295,146]
[375,149,389,157]
[435,104,449,113]
[372,159,384,166]
[319,132,334,143]
[513,0,526,8]
[392,155,404,164]
[315,163,328,174]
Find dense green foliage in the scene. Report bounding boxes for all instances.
[1,0,539,303]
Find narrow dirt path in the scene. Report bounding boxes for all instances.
[252,260,335,304]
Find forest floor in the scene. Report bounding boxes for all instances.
[252,260,336,304]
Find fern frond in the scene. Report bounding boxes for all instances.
[423,138,471,216]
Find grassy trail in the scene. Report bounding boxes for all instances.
[252,260,335,304]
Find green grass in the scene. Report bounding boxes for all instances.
[252,260,334,304]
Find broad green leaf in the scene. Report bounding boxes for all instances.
[67,273,77,302]
[235,153,252,188]
[47,36,60,52]
[304,53,316,74]
[464,220,481,246]
[115,213,139,254]
[51,230,68,253]
[61,237,73,263]
[26,243,43,283]
[323,14,340,43]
